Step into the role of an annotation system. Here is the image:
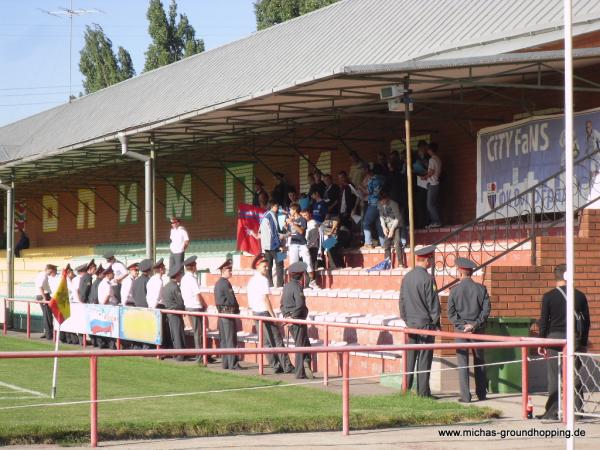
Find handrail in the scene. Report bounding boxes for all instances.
[432,148,600,291]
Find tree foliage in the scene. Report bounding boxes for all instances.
[79,24,135,94]
[254,0,339,30]
[144,0,205,72]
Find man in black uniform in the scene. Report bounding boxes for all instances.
[447,257,491,403]
[399,245,440,397]
[281,261,313,379]
[214,259,241,370]
[537,264,590,420]
[132,259,152,307]
[89,264,104,305]
[78,259,96,303]
[163,263,187,361]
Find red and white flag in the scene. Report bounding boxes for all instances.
[236,204,265,256]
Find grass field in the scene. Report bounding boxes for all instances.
[0,335,499,445]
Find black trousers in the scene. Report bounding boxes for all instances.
[37,294,54,340]
[254,312,294,372]
[167,314,186,351]
[218,317,239,369]
[169,252,184,272]
[543,336,586,418]
[264,249,284,288]
[289,323,311,379]
[186,307,205,350]
[456,337,487,401]
[406,333,435,396]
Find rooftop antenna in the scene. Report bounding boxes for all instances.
[39,1,104,101]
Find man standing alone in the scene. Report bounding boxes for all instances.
[537,264,590,420]
[399,245,440,397]
[169,217,189,271]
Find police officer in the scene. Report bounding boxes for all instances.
[103,251,127,303]
[281,261,313,379]
[214,259,241,370]
[447,257,491,403]
[132,259,152,307]
[120,262,139,307]
[163,263,187,361]
[181,256,212,362]
[89,264,103,305]
[399,245,440,397]
[78,259,95,303]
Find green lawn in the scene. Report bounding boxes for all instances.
[0,335,499,445]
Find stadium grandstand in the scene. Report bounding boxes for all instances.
[1,0,600,396]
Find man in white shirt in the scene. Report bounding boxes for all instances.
[71,263,89,304]
[146,258,165,309]
[97,267,116,349]
[104,251,128,303]
[180,256,211,362]
[98,268,116,305]
[423,142,442,228]
[169,217,190,272]
[247,255,294,374]
[120,262,139,307]
[258,200,284,287]
[35,264,56,340]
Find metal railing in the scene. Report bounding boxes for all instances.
[432,149,600,292]
[0,330,565,447]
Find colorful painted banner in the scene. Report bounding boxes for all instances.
[57,303,162,344]
[120,307,162,344]
[477,107,600,217]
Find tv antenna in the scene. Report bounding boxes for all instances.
[39,1,104,101]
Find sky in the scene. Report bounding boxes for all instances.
[0,0,257,127]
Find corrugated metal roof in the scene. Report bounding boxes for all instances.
[1,0,600,166]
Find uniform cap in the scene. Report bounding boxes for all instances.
[217,259,233,271]
[102,251,115,260]
[288,261,307,273]
[46,264,58,271]
[103,267,114,275]
[127,262,139,270]
[95,264,105,276]
[153,258,165,269]
[88,259,96,268]
[168,264,183,278]
[183,255,197,266]
[456,257,477,270]
[138,259,152,272]
[415,245,436,259]
[75,263,89,272]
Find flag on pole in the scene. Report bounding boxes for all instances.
[236,204,265,255]
[48,266,70,324]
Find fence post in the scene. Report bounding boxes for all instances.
[402,330,408,393]
[202,315,208,366]
[90,356,98,448]
[26,302,31,339]
[324,325,329,386]
[3,298,7,335]
[530,188,537,265]
[521,347,529,419]
[562,346,568,424]
[258,318,264,376]
[342,351,350,436]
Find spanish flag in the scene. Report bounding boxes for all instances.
[49,266,70,324]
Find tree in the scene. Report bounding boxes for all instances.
[144,0,205,72]
[79,24,135,94]
[254,0,339,30]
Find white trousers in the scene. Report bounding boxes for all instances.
[288,243,313,272]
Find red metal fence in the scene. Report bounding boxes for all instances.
[1,297,567,447]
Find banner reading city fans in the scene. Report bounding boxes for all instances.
[477,107,600,217]
[236,203,265,255]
